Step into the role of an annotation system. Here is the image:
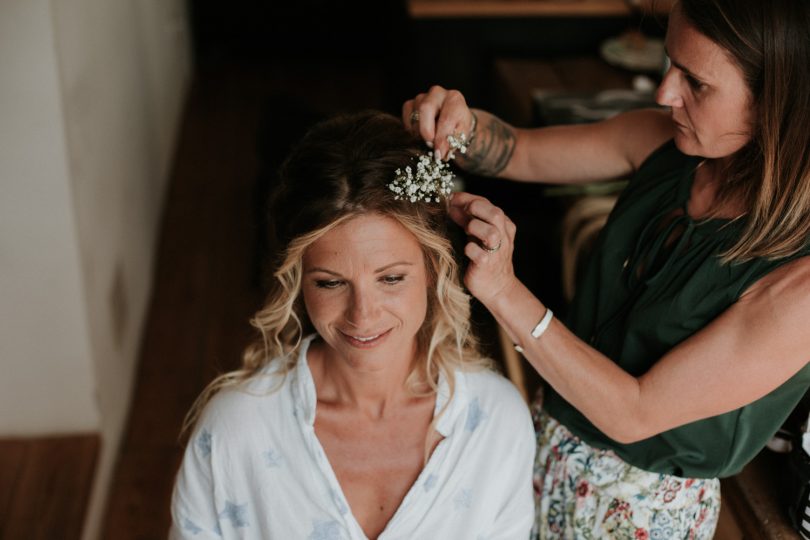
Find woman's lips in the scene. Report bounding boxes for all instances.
[338,328,392,348]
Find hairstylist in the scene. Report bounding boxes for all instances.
[404,1,810,537]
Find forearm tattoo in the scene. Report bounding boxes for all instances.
[461,117,516,177]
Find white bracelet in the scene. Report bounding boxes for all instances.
[514,308,553,353]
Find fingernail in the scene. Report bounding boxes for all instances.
[426,141,434,148]
[434,149,443,161]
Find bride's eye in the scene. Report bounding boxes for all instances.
[315,279,343,289]
[381,275,405,285]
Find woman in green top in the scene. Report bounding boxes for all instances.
[404,0,810,537]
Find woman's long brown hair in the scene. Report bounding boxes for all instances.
[681,0,810,262]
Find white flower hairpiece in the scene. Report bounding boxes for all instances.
[446,132,470,159]
[388,153,454,203]
[446,111,477,159]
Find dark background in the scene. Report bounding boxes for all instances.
[187,0,666,110]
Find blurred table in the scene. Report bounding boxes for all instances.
[408,0,675,19]
[494,56,638,126]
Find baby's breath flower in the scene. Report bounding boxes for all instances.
[388,153,454,204]
[446,132,470,160]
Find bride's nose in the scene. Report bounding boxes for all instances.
[345,284,381,327]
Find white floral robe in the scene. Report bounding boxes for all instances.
[171,335,535,539]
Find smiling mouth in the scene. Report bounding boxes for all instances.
[354,334,381,342]
[338,329,391,348]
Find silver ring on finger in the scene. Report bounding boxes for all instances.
[483,239,502,253]
[410,111,420,124]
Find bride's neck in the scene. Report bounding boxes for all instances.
[308,340,422,419]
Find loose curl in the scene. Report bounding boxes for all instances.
[183,111,489,435]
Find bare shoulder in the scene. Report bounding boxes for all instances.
[741,255,810,307]
[716,253,810,382]
[601,108,676,171]
[732,255,810,365]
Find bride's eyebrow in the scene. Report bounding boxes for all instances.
[304,261,415,275]
[305,267,342,276]
[375,261,414,273]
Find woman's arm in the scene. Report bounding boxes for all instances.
[450,192,810,443]
[403,86,675,184]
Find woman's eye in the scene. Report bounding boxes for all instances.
[381,275,405,285]
[686,75,705,91]
[315,279,343,289]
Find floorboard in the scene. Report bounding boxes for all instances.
[0,435,99,540]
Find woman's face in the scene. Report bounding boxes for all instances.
[301,213,429,368]
[656,6,755,158]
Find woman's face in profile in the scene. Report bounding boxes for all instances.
[301,213,429,368]
[656,6,755,159]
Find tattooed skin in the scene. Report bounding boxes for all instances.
[460,116,517,177]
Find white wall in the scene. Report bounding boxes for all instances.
[0,0,190,538]
[0,0,99,435]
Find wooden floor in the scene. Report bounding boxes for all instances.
[0,434,99,539]
[100,61,385,539]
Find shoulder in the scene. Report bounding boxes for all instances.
[457,369,533,430]
[460,368,523,399]
[724,254,810,372]
[742,254,810,306]
[196,359,292,435]
[603,108,676,171]
[451,370,536,468]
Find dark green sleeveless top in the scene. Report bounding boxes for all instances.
[544,140,810,479]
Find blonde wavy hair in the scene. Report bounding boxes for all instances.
[183,111,489,435]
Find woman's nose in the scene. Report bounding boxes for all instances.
[346,286,380,326]
[655,67,684,109]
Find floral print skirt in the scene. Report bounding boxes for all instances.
[531,406,721,540]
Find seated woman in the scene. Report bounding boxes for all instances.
[170,111,535,539]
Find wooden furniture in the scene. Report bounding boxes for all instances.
[494,56,639,126]
[409,0,675,19]
[720,450,801,539]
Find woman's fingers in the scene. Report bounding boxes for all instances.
[448,191,480,212]
[433,90,471,160]
[464,240,490,266]
[450,192,510,231]
[403,87,444,144]
[466,217,502,253]
[450,192,514,254]
[403,86,473,159]
[449,193,518,305]
[402,99,416,130]
[447,196,472,228]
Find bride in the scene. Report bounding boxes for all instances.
[170,111,535,539]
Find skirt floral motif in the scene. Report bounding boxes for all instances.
[532,405,721,540]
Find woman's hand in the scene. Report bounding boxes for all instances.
[448,192,519,307]
[402,86,476,161]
